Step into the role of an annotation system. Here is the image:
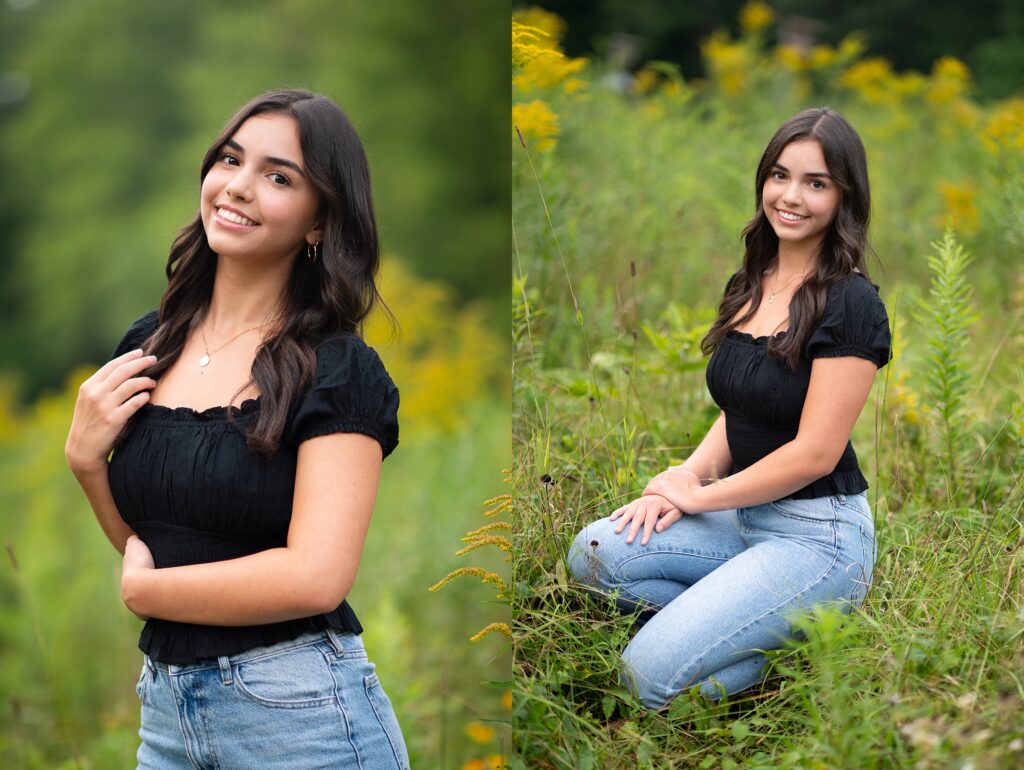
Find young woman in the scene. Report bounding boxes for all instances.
[64,90,410,768]
[568,108,892,711]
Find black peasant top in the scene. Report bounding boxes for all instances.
[106,310,399,664]
[705,271,892,500]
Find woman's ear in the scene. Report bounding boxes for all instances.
[306,222,324,245]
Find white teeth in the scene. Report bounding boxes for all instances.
[778,210,807,221]
[217,207,256,226]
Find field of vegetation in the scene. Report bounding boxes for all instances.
[512,4,1024,768]
[0,260,511,769]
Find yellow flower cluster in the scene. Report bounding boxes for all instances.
[365,260,502,437]
[937,180,980,235]
[981,97,1024,156]
[512,8,589,153]
[512,100,559,152]
[739,1,775,34]
[461,755,506,770]
[702,29,752,96]
[775,35,864,74]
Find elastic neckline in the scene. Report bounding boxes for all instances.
[139,396,262,420]
[726,328,788,345]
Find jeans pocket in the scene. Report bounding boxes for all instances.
[850,523,875,605]
[363,672,411,769]
[234,644,337,708]
[134,662,149,704]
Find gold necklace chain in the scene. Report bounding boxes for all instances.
[765,270,808,305]
[198,319,272,369]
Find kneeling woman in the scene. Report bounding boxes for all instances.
[568,108,891,711]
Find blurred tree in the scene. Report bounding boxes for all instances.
[0,0,508,400]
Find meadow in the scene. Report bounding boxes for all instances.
[0,260,511,769]
[512,5,1024,768]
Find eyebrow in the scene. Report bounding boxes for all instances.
[772,162,832,180]
[224,139,307,178]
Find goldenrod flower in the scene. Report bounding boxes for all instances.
[464,721,496,744]
[981,97,1024,155]
[469,622,513,643]
[937,180,979,235]
[739,1,775,33]
[501,690,513,710]
[512,7,565,43]
[513,100,559,152]
[926,56,971,106]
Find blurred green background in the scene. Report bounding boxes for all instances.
[0,1,510,768]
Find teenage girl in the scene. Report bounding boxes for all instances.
[65,90,410,768]
[568,107,892,710]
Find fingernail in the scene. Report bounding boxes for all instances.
[132,348,143,355]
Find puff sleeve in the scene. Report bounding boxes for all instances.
[806,274,892,368]
[287,334,400,458]
[110,310,160,361]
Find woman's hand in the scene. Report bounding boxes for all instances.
[610,494,681,546]
[65,349,158,474]
[121,535,155,620]
[643,467,702,515]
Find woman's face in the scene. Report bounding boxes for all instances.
[761,139,841,251]
[201,113,321,265]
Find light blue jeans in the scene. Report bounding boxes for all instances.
[134,629,410,769]
[567,492,875,710]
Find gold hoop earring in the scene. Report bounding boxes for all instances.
[307,241,320,264]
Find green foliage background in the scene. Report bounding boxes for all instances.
[512,6,1024,768]
[0,1,511,768]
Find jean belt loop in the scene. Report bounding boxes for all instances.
[837,493,847,504]
[145,655,157,675]
[324,627,346,656]
[217,655,233,685]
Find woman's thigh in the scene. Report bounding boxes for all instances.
[620,494,872,709]
[567,508,749,609]
[136,631,410,770]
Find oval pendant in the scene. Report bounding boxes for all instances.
[767,294,775,304]
[198,354,210,367]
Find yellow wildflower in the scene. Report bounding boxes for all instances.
[465,720,496,744]
[512,6,565,44]
[462,761,486,770]
[776,44,807,72]
[512,22,559,72]
[809,44,836,70]
[501,690,512,710]
[837,34,866,61]
[484,756,506,770]
[739,1,775,33]
[702,30,749,96]
[512,100,559,152]
[840,57,899,106]
[981,97,1024,155]
[926,56,971,106]
[514,54,588,93]
[632,67,659,95]
[937,180,979,235]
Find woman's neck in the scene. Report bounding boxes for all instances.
[204,257,290,337]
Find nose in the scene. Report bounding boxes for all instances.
[781,179,802,207]
[224,172,253,201]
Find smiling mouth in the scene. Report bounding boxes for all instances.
[776,209,808,222]
[216,207,259,226]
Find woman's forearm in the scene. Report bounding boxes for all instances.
[678,411,733,484]
[122,548,344,626]
[68,462,135,555]
[683,438,830,513]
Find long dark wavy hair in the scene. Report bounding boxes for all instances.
[701,107,874,370]
[119,89,385,457]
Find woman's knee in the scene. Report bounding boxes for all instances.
[566,517,621,587]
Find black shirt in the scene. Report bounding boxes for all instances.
[705,271,892,499]
[106,310,400,664]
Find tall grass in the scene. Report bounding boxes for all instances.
[511,10,1024,765]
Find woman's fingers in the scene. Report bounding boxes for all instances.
[639,504,663,546]
[655,509,683,533]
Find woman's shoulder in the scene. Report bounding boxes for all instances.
[308,331,396,391]
[111,309,160,359]
[825,270,886,313]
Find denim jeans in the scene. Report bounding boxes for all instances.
[134,629,410,769]
[567,492,875,710]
